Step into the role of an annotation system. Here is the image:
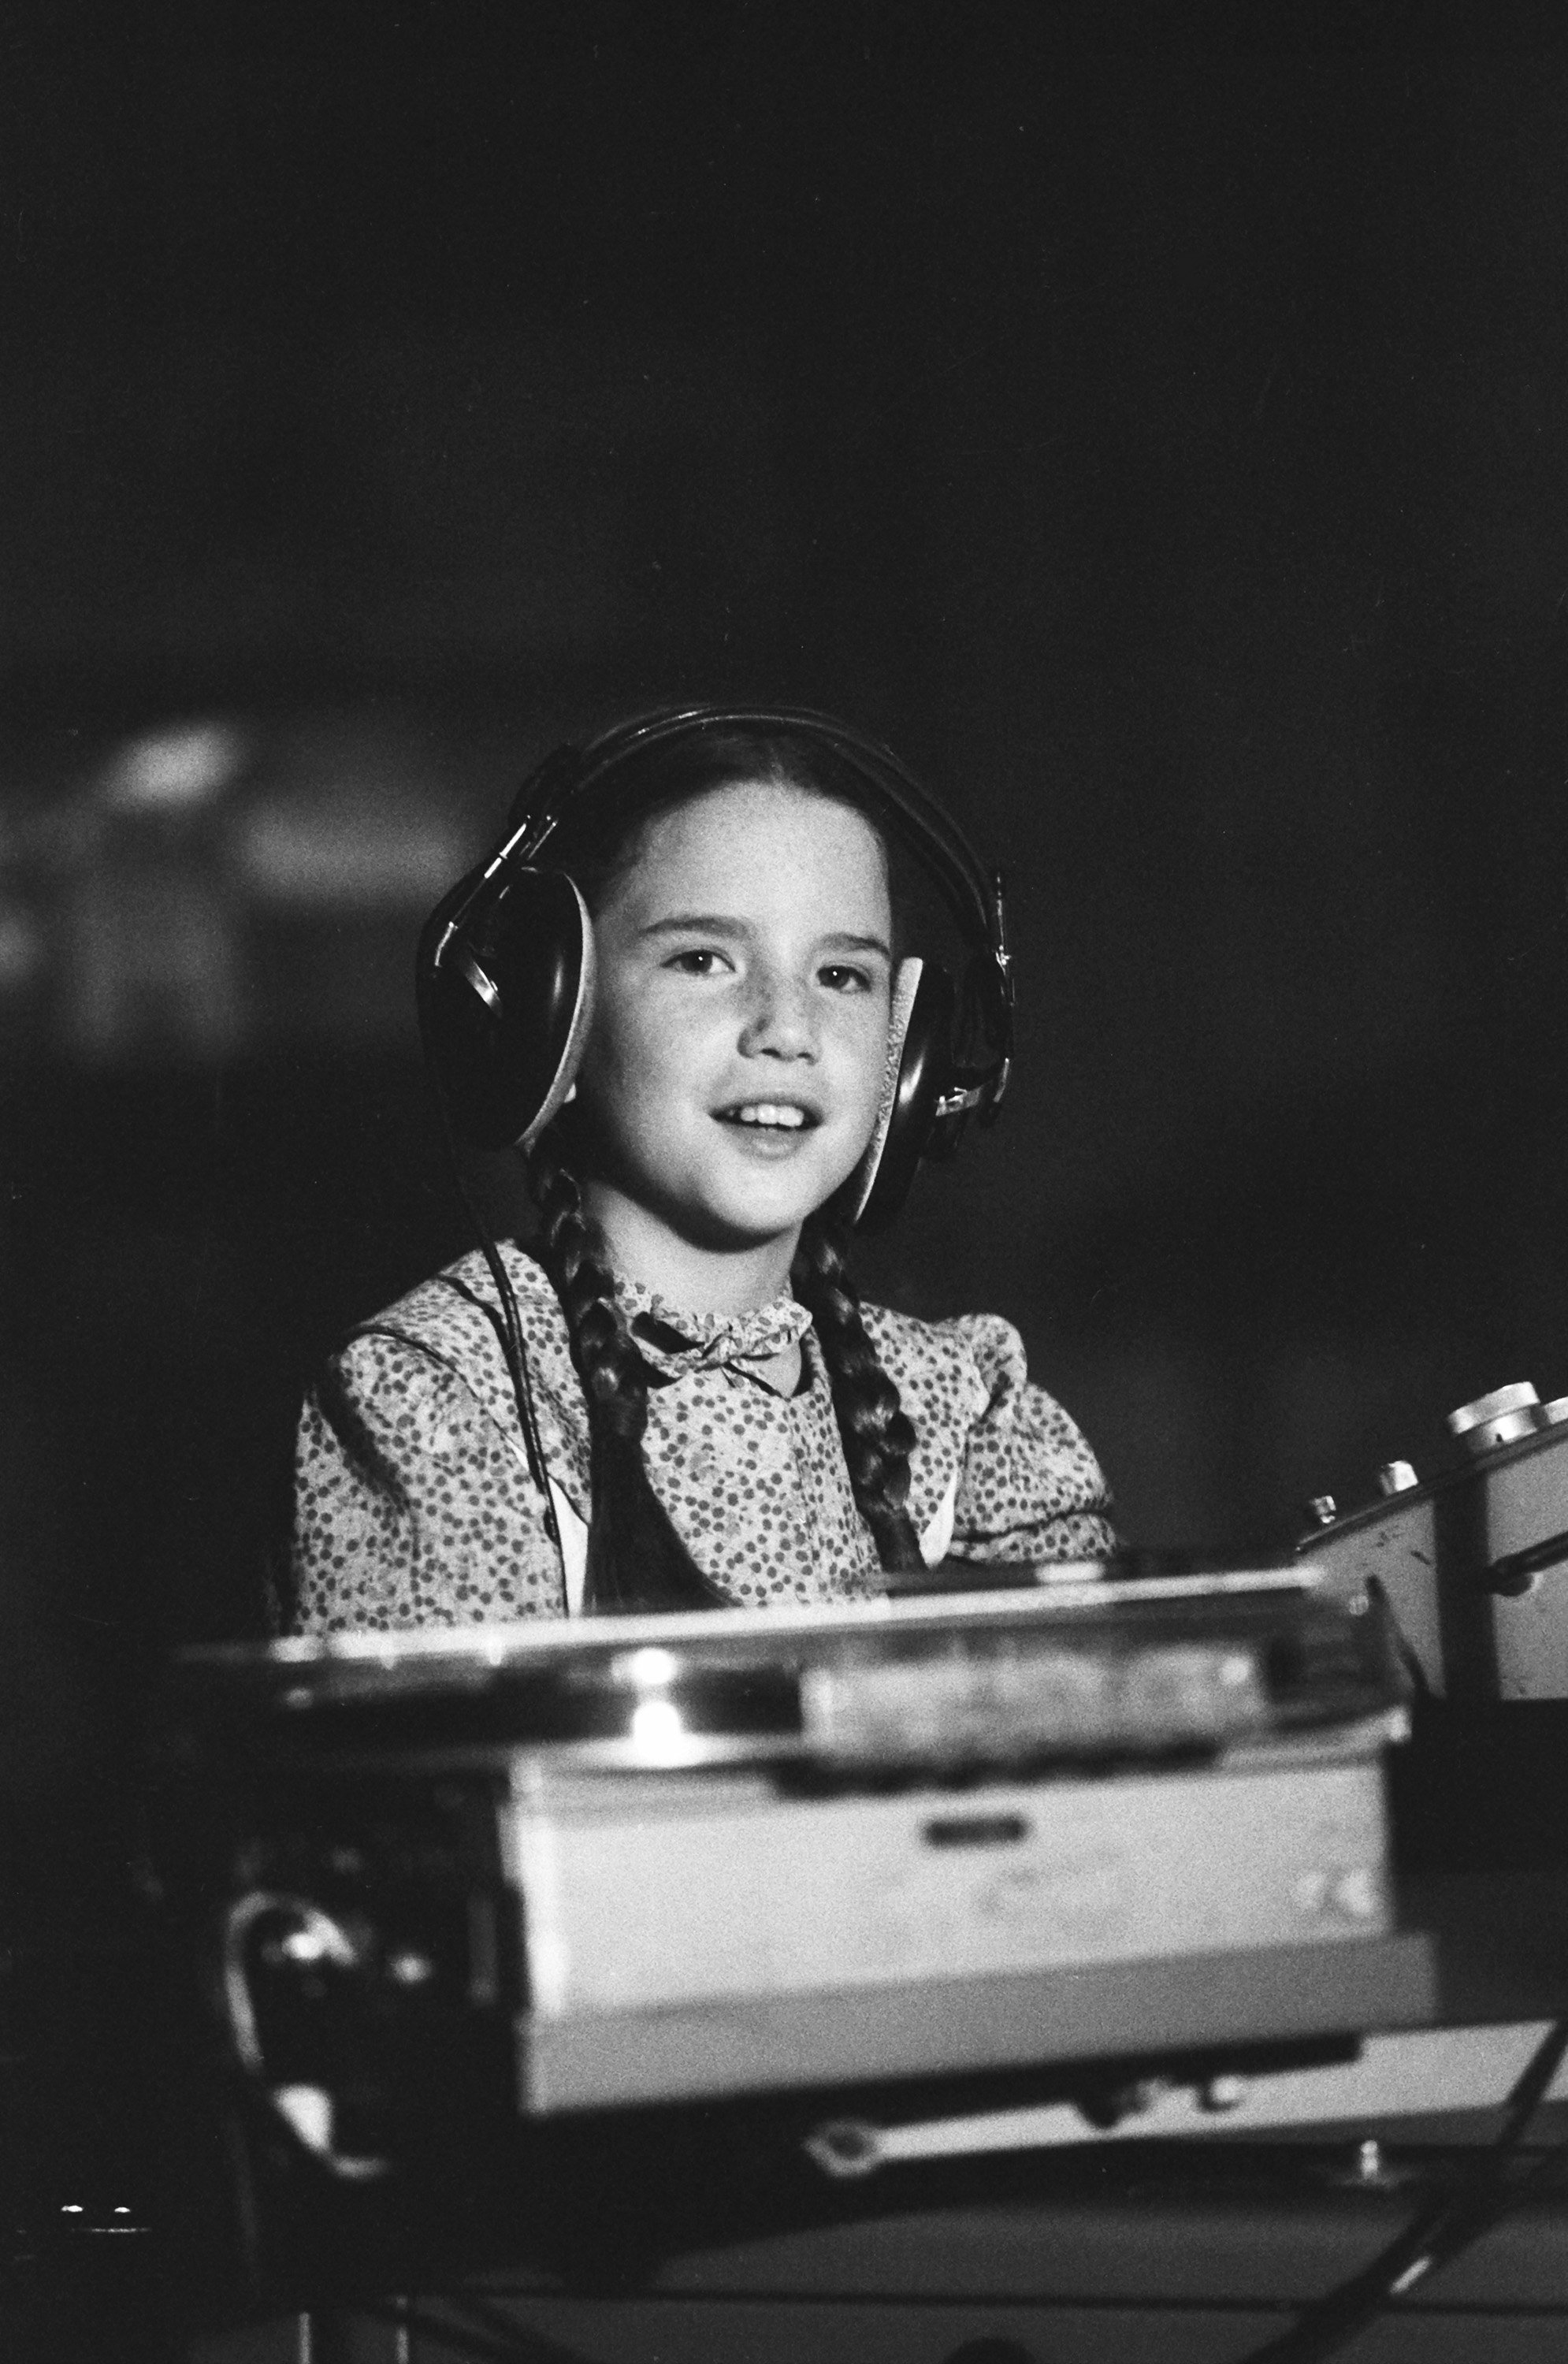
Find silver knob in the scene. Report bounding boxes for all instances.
[1305,1495,1338,1528]
[1447,1384,1547,1458]
[1377,1460,1418,1496]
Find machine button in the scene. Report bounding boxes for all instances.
[1447,1384,1548,1457]
[1376,1461,1418,1496]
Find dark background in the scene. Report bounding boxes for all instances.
[3,16,1567,1892]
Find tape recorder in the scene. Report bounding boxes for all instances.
[149,1573,1425,2202]
[1298,1381,1568,1701]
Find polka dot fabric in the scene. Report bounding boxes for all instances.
[289,1245,1115,1634]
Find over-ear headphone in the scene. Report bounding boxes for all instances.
[417,704,1013,1230]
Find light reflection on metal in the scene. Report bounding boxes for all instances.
[625,1647,679,1689]
[630,1697,686,1756]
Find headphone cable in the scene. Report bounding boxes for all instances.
[432,1081,559,1551]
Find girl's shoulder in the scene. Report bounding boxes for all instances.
[858,1299,1032,1423]
[860,1300,1110,1543]
[343,1243,577,1419]
[354,1242,565,1349]
[860,1299,1028,1388]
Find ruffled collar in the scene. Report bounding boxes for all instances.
[612,1270,813,1380]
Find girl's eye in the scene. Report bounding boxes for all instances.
[818,963,875,994]
[665,947,728,976]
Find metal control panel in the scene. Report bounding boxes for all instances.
[1298,1385,1568,1701]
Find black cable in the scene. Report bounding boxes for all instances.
[1410,2118,1568,2285]
[1233,2013,1568,2362]
[468,1201,560,1549]
[431,1082,558,1548]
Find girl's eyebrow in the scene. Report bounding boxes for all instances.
[638,915,892,959]
[819,931,894,960]
[639,913,749,939]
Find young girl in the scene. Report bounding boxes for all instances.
[289,710,1113,1630]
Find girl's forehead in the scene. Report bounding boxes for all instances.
[615,780,891,913]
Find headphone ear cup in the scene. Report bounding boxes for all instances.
[418,868,596,1150]
[852,961,956,1232]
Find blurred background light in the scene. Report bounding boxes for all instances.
[100,721,247,816]
[232,790,470,909]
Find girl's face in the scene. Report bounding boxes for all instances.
[574,780,894,1258]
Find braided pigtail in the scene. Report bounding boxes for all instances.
[527,1128,726,1615]
[791,1209,926,1574]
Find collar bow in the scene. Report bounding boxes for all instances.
[614,1274,813,1379]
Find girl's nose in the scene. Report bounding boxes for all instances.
[738,968,816,1059]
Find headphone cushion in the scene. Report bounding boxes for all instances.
[845,957,922,1225]
[853,961,956,1232]
[419,868,596,1150]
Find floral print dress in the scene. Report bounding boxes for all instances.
[290,1243,1114,1633]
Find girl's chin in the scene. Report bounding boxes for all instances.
[658,1176,852,1253]
[585,1150,865,1256]
[681,1199,827,1250]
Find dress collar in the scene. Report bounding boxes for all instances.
[613,1271,814,1380]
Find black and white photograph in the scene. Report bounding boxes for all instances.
[5,13,1568,2361]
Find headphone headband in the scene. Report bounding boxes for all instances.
[515,705,1000,954]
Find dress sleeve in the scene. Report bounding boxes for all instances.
[942,1313,1117,1567]
[290,1327,565,1632]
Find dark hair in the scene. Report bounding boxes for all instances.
[526,723,925,1612]
[543,724,913,946]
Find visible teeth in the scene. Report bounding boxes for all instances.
[730,1103,807,1128]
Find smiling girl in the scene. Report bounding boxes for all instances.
[289,711,1113,1629]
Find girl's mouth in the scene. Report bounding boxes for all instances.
[715,1102,816,1130]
